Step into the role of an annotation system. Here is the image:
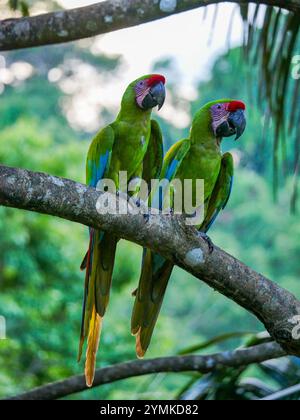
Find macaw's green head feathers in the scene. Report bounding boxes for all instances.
[122,74,166,112]
[191,99,246,141]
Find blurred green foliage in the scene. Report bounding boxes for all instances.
[177,333,300,400]
[0,38,299,400]
[8,0,29,16]
[6,0,60,15]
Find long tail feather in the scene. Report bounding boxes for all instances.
[80,252,88,271]
[85,307,102,387]
[78,231,94,362]
[131,249,173,358]
[78,230,117,387]
[94,233,117,317]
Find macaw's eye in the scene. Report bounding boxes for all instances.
[217,105,222,109]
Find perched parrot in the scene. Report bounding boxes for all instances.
[131,99,246,358]
[79,74,166,387]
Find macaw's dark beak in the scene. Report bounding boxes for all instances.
[228,109,246,140]
[142,81,166,111]
[216,109,246,140]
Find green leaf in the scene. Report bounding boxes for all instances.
[9,0,18,11]
[20,1,29,17]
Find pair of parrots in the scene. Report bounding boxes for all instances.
[78,74,246,386]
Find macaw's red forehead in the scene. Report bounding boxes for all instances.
[227,101,246,112]
[147,74,166,86]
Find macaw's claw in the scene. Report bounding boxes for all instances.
[197,231,214,254]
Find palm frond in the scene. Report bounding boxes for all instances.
[239,4,300,205]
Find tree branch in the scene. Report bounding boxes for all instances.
[0,165,300,355]
[6,342,285,400]
[0,0,299,51]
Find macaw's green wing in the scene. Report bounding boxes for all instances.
[142,120,164,189]
[201,152,234,233]
[131,139,190,358]
[86,125,115,187]
[81,125,115,271]
[79,125,117,387]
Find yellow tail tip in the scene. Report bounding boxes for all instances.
[85,357,96,387]
[84,311,102,388]
[85,376,94,388]
[136,329,146,359]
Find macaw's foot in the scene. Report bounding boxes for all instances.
[197,231,214,254]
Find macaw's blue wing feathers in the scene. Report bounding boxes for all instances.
[86,125,115,187]
[79,126,114,270]
[201,152,234,233]
[160,139,190,181]
[165,158,179,180]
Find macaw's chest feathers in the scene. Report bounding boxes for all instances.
[108,119,151,180]
[176,143,222,201]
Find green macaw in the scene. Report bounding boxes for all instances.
[79,74,166,387]
[131,99,246,358]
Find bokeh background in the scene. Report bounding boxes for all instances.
[0,0,299,399]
